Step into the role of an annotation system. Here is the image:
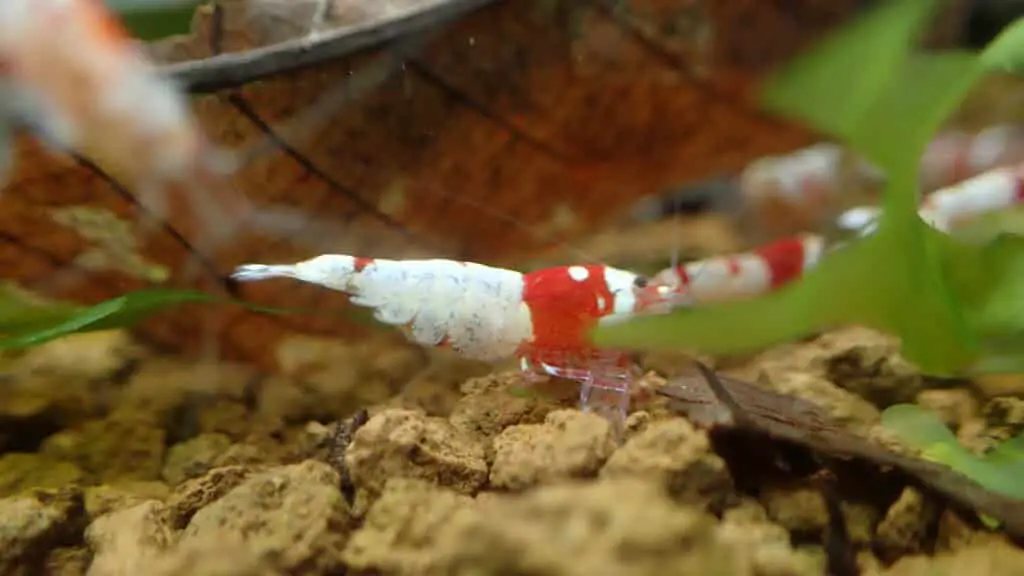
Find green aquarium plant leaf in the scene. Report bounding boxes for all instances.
[0,288,219,349]
[105,0,201,41]
[0,284,88,337]
[0,286,386,351]
[881,403,1024,502]
[595,0,1024,377]
[880,403,959,449]
[976,17,1024,73]
[594,53,985,373]
[760,0,941,170]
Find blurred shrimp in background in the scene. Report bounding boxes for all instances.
[629,121,1024,254]
[0,0,252,255]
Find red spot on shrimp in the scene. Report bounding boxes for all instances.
[725,258,742,276]
[673,263,690,285]
[353,257,374,272]
[757,236,808,289]
[1014,170,1024,204]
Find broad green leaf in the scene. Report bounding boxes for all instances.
[977,17,1024,73]
[985,435,1024,470]
[105,0,200,41]
[880,403,959,448]
[595,0,999,376]
[760,0,941,163]
[881,404,1024,501]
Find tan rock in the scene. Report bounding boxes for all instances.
[490,410,616,491]
[85,500,174,576]
[180,460,350,574]
[0,490,83,575]
[345,409,487,513]
[875,487,939,560]
[601,417,732,506]
[342,478,473,575]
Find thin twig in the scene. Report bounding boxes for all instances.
[162,0,499,93]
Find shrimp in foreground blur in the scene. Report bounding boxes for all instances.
[0,0,270,260]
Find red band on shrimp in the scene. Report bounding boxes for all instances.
[757,236,809,289]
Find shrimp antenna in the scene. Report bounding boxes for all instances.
[670,183,683,276]
[228,32,432,168]
[397,181,604,267]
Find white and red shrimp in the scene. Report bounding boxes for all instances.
[639,234,826,309]
[737,143,885,240]
[919,125,1024,193]
[735,126,1024,241]
[0,0,252,251]
[838,159,1024,236]
[231,256,657,427]
[645,153,1024,311]
[227,154,1024,429]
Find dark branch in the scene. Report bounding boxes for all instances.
[162,0,499,93]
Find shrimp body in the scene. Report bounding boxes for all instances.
[231,256,646,367]
[738,143,885,239]
[920,125,1024,193]
[838,162,1024,235]
[0,0,251,253]
[647,156,1024,310]
[733,126,1024,241]
[643,234,825,307]
[0,0,212,185]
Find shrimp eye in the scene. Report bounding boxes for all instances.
[633,276,649,289]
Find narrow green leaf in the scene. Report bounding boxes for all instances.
[0,287,386,351]
[0,284,86,336]
[854,52,982,188]
[937,233,1024,373]
[0,289,216,349]
[593,236,871,353]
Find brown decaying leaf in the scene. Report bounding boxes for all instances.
[2,0,865,369]
[659,369,1024,538]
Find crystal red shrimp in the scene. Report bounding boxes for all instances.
[638,234,826,309]
[738,143,885,239]
[646,157,1024,308]
[231,256,657,426]
[0,0,250,247]
[737,126,1024,240]
[919,125,1024,193]
[837,159,1024,235]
